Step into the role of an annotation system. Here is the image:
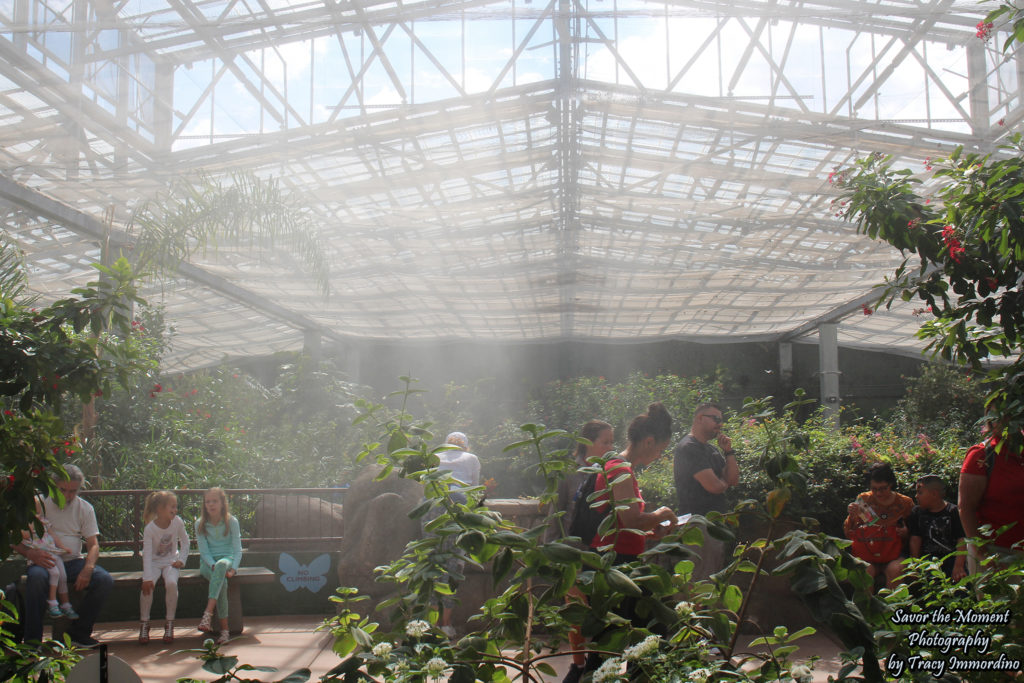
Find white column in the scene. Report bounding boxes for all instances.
[818,323,840,427]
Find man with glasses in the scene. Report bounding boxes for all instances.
[13,464,113,647]
[673,403,740,579]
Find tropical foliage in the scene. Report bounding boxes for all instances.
[0,249,149,559]
[316,390,891,682]
[831,3,1024,446]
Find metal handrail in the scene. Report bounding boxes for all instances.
[79,487,348,557]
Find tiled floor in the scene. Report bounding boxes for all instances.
[68,615,848,681]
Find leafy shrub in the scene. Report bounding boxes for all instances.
[889,362,986,445]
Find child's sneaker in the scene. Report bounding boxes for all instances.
[60,604,79,620]
[162,621,174,644]
[215,630,230,645]
[197,611,213,633]
[138,621,150,644]
[46,603,62,618]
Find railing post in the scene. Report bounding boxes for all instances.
[133,491,144,558]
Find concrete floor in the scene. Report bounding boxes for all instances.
[65,615,851,682]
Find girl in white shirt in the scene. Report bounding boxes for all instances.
[139,490,190,644]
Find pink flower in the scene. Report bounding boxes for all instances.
[977,20,994,40]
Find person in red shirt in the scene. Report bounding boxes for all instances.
[958,421,1024,573]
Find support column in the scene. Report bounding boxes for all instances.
[303,329,322,364]
[818,324,840,427]
[778,341,793,400]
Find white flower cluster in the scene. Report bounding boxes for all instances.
[425,656,450,681]
[623,635,661,661]
[790,663,814,682]
[593,657,624,683]
[675,601,695,618]
[371,642,393,658]
[405,619,431,638]
[690,667,711,683]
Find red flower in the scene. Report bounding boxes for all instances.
[942,225,966,262]
[153,383,162,393]
[861,303,874,315]
[998,118,1006,126]
[976,20,994,40]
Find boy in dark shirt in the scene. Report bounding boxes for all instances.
[907,474,967,580]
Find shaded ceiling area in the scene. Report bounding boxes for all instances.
[1,0,1022,371]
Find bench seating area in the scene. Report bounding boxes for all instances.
[108,567,276,635]
[30,566,277,639]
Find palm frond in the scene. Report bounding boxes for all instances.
[127,171,331,296]
[0,234,29,301]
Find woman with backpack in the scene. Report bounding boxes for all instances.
[563,403,678,683]
[559,419,615,683]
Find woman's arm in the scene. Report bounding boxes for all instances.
[195,521,213,568]
[175,517,191,567]
[957,472,987,541]
[609,474,673,532]
[229,516,242,570]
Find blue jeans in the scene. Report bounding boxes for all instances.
[24,559,112,643]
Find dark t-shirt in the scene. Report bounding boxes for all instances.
[907,502,965,575]
[674,434,726,515]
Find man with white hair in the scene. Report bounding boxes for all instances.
[13,464,113,647]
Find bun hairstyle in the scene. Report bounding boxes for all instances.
[626,402,673,446]
[575,420,613,460]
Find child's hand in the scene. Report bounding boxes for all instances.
[171,560,184,568]
[141,580,154,595]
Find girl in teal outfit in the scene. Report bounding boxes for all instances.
[195,487,242,645]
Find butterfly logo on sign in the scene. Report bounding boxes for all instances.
[278,553,331,593]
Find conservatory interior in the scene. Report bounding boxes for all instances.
[1,0,1023,680]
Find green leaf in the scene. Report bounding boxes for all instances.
[722,584,743,613]
[201,656,239,675]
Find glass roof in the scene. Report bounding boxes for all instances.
[1,0,1020,370]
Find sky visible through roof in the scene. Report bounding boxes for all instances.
[0,0,1020,370]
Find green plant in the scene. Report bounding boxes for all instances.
[872,551,1024,682]
[129,170,331,296]
[319,383,878,682]
[832,121,1024,446]
[890,363,986,443]
[1,256,148,558]
[176,638,311,683]
[0,594,81,681]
